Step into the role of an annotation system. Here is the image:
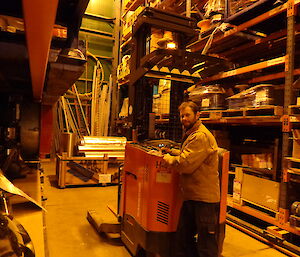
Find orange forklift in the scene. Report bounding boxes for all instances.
[87,7,229,257]
[87,139,229,257]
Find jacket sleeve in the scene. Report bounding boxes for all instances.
[169,148,180,156]
[164,132,211,174]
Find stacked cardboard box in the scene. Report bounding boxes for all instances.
[241,153,273,169]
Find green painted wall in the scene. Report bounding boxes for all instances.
[77,0,115,93]
[86,0,115,17]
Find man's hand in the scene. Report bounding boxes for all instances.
[148,150,163,157]
[161,147,171,154]
[163,153,174,165]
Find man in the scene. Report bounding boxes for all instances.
[163,101,220,257]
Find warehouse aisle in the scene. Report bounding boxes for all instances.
[41,160,288,257]
[42,160,130,257]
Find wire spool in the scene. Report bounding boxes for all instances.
[291,201,300,216]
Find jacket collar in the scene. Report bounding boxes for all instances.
[182,120,202,144]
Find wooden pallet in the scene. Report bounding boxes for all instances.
[199,110,223,119]
[266,226,290,240]
[200,106,283,120]
[222,109,244,118]
[240,199,279,218]
[244,106,283,117]
[289,105,300,115]
[285,157,300,170]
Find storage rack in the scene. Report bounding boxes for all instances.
[116,2,204,139]
[114,0,300,254]
[186,0,300,254]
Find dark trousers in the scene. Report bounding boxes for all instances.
[174,200,221,257]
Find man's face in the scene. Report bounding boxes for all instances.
[180,106,200,130]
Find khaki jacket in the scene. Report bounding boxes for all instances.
[165,120,220,203]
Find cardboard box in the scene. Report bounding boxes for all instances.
[241,173,280,211]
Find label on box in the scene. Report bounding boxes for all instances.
[99,174,112,183]
[233,192,241,203]
[256,90,267,101]
[233,180,242,193]
[202,98,210,107]
[156,173,172,183]
[155,160,172,183]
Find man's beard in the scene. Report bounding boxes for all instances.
[182,120,197,131]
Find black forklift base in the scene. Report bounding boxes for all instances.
[87,210,121,234]
[121,213,177,257]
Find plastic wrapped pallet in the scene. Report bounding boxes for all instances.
[188,84,226,110]
[227,84,275,109]
[229,0,259,15]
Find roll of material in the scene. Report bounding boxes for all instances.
[291,201,300,216]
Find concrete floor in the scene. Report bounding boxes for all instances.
[42,160,288,257]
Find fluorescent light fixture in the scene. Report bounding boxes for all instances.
[166,42,176,49]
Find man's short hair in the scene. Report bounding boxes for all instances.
[178,101,199,114]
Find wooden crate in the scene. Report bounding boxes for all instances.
[56,153,124,188]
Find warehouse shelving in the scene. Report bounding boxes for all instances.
[199,56,286,84]
[189,0,300,52]
[184,0,300,253]
[122,0,145,19]
[227,196,300,235]
[112,0,300,254]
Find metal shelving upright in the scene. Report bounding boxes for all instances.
[187,0,300,254]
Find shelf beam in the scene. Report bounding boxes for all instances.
[240,68,300,84]
[122,0,144,19]
[189,0,300,52]
[227,196,300,236]
[200,56,285,84]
